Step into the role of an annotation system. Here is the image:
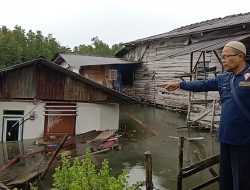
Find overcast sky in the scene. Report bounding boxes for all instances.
[1,0,250,48]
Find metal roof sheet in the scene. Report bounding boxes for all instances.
[124,12,250,45]
[58,53,139,66]
[168,34,250,58]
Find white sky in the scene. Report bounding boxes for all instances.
[1,0,250,48]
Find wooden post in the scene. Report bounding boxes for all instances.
[203,51,208,101]
[177,137,185,190]
[187,52,194,127]
[186,101,191,127]
[210,99,216,133]
[144,151,153,190]
[213,50,224,72]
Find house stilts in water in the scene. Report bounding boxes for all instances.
[116,12,250,130]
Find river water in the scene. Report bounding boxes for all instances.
[0,104,220,190]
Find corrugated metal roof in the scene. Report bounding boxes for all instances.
[124,12,250,45]
[56,53,139,66]
[0,59,137,103]
[168,33,250,58]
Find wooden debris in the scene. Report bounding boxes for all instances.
[0,182,8,190]
[7,136,68,188]
[168,136,204,141]
[126,112,158,135]
[89,130,117,151]
[0,156,21,172]
[40,135,68,179]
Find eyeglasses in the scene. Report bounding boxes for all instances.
[221,54,239,60]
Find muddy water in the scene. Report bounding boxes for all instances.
[108,104,220,190]
[0,104,220,190]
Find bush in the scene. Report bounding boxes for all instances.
[51,148,142,190]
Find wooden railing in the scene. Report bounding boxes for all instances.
[177,137,220,190]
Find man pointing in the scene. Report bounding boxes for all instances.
[160,41,250,190]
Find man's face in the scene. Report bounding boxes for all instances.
[221,47,241,72]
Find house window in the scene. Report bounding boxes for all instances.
[2,110,24,142]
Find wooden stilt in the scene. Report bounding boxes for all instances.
[177,137,185,190]
[145,151,153,190]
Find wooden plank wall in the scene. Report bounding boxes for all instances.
[81,65,113,88]
[123,39,222,112]
[0,64,109,102]
[37,65,108,102]
[36,65,65,100]
[2,66,36,99]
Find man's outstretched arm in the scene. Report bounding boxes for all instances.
[158,78,219,92]
[158,83,180,91]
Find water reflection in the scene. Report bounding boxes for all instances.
[0,104,220,190]
[0,140,44,184]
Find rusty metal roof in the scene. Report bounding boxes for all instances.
[124,12,250,45]
[54,53,139,66]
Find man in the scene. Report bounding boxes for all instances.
[160,41,250,190]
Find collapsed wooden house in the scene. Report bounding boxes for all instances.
[115,12,250,129]
[0,58,135,144]
[52,53,140,92]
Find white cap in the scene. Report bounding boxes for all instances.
[225,41,246,55]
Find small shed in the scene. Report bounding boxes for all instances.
[52,53,140,92]
[0,58,136,142]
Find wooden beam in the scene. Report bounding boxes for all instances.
[190,99,214,104]
[40,135,68,179]
[210,99,216,133]
[182,155,220,178]
[192,107,212,122]
[213,50,224,72]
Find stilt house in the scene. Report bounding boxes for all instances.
[116,12,250,129]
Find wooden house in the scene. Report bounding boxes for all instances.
[0,58,135,142]
[52,53,140,92]
[115,12,250,129]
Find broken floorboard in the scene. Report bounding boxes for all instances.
[89,130,117,151]
[126,112,158,135]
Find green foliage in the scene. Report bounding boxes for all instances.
[0,25,70,68]
[51,148,142,190]
[73,36,122,57]
[0,25,122,69]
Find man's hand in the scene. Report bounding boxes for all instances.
[157,82,180,91]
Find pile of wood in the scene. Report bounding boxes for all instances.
[0,130,121,189]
